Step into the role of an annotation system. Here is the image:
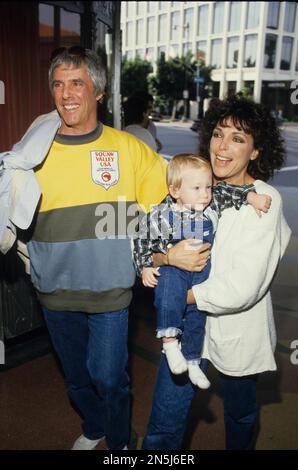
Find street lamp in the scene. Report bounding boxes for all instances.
[181,22,190,122]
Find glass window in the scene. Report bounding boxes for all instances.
[284,2,296,33]
[148,2,156,14]
[136,49,145,59]
[60,9,81,46]
[159,14,167,42]
[280,36,293,70]
[267,2,280,29]
[198,4,209,36]
[296,47,298,72]
[244,34,257,67]
[145,47,155,64]
[159,2,168,11]
[136,2,145,16]
[169,44,179,58]
[182,43,192,56]
[264,34,277,68]
[126,21,133,48]
[147,17,155,43]
[39,3,54,41]
[246,2,260,29]
[127,2,135,18]
[227,37,239,68]
[227,81,237,97]
[213,2,224,34]
[170,11,180,40]
[158,46,166,57]
[244,81,254,96]
[171,2,181,8]
[229,2,242,32]
[211,38,223,69]
[184,9,193,39]
[126,51,134,60]
[196,40,207,62]
[136,19,144,45]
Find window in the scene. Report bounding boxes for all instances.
[159,2,168,11]
[136,49,145,59]
[267,2,280,29]
[244,34,257,67]
[148,2,156,14]
[229,2,241,32]
[198,4,209,36]
[127,2,135,18]
[182,43,192,56]
[227,81,237,97]
[184,9,193,39]
[39,3,54,41]
[246,2,260,29]
[284,2,296,33]
[244,81,254,96]
[196,40,207,62]
[60,9,80,46]
[145,47,155,64]
[169,44,179,57]
[227,37,239,68]
[280,37,293,70]
[147,17,155,43]
[213,2,224,34]
[158,46,166,58]
[211,39,223,69]
[170,11,180,40]
[159,14,167,42]
[264,34,277,68]
[126,21,133,48]
[126,51,134,60]
[296,47,298,72]
[136,19,144,45]
[136,2,145,16]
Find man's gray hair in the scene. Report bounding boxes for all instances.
[48,47,106,96]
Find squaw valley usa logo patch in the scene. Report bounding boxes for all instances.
[91,150,119,189]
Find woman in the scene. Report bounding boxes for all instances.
[142,95,291,450]
[123,95,158,151]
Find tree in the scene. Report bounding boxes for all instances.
[149,52,213,119]
[121,56,153,99]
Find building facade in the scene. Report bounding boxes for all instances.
[121,1,298,119]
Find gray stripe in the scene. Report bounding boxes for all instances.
[33,201,140,242]
[54,123,103,145]
[27,238,136,293]
[37,288,132,314]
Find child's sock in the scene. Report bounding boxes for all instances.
[188,363,210,389]
[162,340,188,374]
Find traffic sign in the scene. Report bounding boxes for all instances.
[194,77,205,84]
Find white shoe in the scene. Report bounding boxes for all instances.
[71,434,105,450]
[188,364,210,389]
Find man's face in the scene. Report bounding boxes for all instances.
[52,63,103,135]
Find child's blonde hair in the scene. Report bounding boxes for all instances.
[167,153,211,189]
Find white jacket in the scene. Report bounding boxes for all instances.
[193,180,291,376]
[0,111,61,253]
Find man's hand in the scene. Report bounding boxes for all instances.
[167,240,211,272]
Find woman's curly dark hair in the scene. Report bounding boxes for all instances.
[199,95,286,181]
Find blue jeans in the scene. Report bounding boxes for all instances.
[43,307,130,450]
[154,266,210,361]
[142,356,258,450]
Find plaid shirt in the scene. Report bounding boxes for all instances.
[133,181,255,276]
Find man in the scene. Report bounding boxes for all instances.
[20,47,170,450]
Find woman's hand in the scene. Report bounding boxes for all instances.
[187,288,196,304]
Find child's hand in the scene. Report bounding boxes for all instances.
[246,192,272,218]
[142,267,160,288]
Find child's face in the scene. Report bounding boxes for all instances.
[170,167,213,211]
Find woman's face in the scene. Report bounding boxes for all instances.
[209,117,258,185]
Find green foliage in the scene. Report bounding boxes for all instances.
[121,56,153,99]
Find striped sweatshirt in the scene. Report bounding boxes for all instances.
[27,123,168,313]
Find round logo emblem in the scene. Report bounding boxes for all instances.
[102,172,111,182]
